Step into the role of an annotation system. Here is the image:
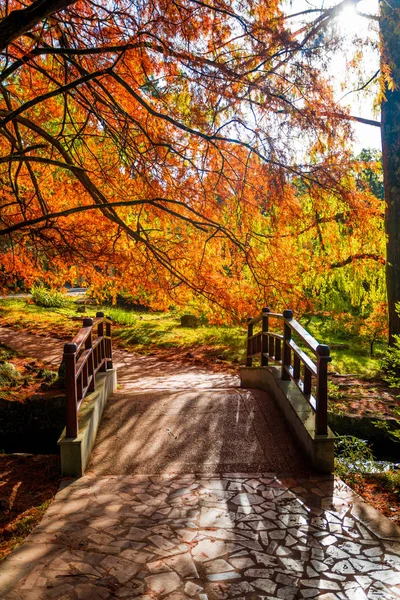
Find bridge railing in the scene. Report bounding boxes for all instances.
[246,308,331,435]
[64,311,113,438]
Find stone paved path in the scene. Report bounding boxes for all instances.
[1,474,400,599]
[0,326,400,599]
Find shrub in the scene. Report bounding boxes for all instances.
[334,435,377,487]
[380,336,400,388]
[0,362,20,387]
[31,285,69,308]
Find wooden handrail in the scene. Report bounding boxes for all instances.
[64,311,113,438]
[245,307,331,435]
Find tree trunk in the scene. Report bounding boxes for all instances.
[381,3,400,345]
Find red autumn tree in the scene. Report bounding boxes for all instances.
[0,0,387,322]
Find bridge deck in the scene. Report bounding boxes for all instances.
[87,351,309,475]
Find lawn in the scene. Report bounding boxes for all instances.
[0,298,247,370]
[300,314,385,376]
[0,297,387,375]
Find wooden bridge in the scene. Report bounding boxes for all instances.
[59,307,334,476]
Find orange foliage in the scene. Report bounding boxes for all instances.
[0,1,385,322]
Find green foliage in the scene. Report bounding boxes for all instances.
[303,315,384,375]
[12,516,37,537]
[39,370,59,390]
[334,435,377,486]
[0,344,20,389]
[375,470,400,495]
[31,285,70,308]
[372,413,400,443]
[355,148,384,201]
[0,343,18,363]
[381,336,400,387]
[0,362,20,387]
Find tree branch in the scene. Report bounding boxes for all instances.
[331,253,386,268]
[0,0,77,53]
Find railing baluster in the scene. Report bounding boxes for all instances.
[246,317,253,367]
[261,307,270,366]
[77,372,83,404]
[64,342,78,438]
[316,344,331,435]
[96,311,106,372]
[303,365,312,397]
[281,309,293,380]
[268,335,274,359]
[83,317,95,392]
[293,353,301,380]
[275,337,282,362]
[82,359,88,389]
[106,316,113,369]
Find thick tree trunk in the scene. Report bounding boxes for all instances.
[381,3,400,345]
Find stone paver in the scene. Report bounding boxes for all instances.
[1,474,400,599]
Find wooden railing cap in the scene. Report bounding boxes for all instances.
[316,344,331,359]
[64,342,77,354]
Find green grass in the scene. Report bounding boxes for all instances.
[0,298,83,338]
[0,297,77,320]
[31,286,70,308]
[0,298,247,365]
[300,315,384,376]
[0,297,388,374]
[96,305,247,364]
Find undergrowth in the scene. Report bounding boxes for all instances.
[31,285,70,309]
[334,435,377,487]
[0,297,391,374]
[0,362,20,387]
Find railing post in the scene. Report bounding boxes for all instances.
[106,316,113,369]
[96,312,105,335]
[96,311,106,372]
[316,344,331,435]
[261,307,270,366]
[246,317,253,367]
[281,309,293,380]
[64,342,78,438]
[83,317,95,392]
